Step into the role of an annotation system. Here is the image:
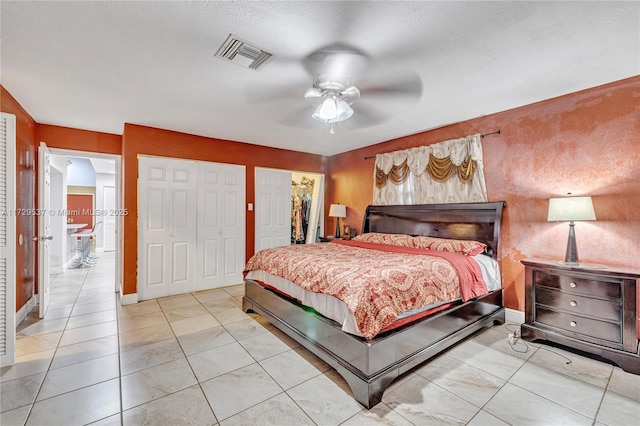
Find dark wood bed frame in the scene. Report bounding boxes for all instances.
[243,201,506,408]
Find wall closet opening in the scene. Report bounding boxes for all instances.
[255,168,324,253]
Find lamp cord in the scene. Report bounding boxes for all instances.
[505,323,573,365]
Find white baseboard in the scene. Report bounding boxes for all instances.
[63,256,78,272]
[16,297,37,325]
[120,293,138,305]
[505,308,525,325]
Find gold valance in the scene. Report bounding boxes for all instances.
[376,154,476,188]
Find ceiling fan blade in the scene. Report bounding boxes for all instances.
[347,101,389,128]
[303,43,369,83]
[341,86,361,99]
[276,105,317,129]
[303,87,323,98]
[244,81,307,104]
[359,70,423,101]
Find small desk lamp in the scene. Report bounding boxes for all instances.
[329,204,347,238]
[547,195,596,265]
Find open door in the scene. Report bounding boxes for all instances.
[255,168,292,252]
[1,113,16,365]
[36,142,52,318]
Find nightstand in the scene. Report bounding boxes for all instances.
[521,258,640,374]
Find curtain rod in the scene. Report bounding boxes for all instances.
[363,130,501,160]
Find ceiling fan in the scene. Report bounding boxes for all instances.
[304,75,360,124]
[247,43,423,132]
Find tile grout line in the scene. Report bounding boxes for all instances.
[22,268,91,425]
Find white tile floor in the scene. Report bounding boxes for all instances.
[1,252,639,425]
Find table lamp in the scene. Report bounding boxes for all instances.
[329,204,347,238]
[547,195,596,265]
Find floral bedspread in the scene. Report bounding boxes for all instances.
[244,240,487,339]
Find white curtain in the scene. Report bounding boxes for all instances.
[373,134,488,205]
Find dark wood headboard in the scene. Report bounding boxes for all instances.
[361,202,506,259]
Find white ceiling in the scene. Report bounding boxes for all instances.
[2,1,638,156]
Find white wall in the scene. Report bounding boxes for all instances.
[67,157,96,186]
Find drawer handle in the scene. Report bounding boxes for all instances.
[570,321,577,327]
[570,300,577,307]
[569,282,577,288]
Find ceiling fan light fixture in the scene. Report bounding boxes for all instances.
[312,98,353,123]
[315,97,337,119]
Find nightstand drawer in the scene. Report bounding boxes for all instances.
[535,306,621,343]
[534,270,620,299]
[535,287,621,321]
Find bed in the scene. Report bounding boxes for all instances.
[243,201,506,408]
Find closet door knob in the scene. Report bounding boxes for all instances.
[569,282,577,288]
[570,321,577,327]
[570,300,577,307]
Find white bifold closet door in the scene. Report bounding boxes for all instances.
[138,156,245,300]
[196,162,245,290]
[139,157,198,299]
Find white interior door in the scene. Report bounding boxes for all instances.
[0,113,16,365]
[37,142,52,318]
[196,162,245,290]
[103,186,116,251]
[255,168,292,252]
[139,157,197,300]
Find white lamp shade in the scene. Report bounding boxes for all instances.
[312,99,353,123]
[548,196,596,222]
[329,203,347,218]
[315,98,337,120]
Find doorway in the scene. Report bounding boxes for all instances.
[43,148,123,299]
[254,168,324,253]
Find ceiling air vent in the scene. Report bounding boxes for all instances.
[215,34,273,70]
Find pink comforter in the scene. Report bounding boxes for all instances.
[244,240,487,339]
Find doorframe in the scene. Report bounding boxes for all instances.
[46,148,123,296]
[254,167,325,250]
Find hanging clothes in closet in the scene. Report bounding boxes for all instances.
[292,193,304,243]
[291,177,314,244]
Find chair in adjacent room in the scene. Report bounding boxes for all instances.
[69,221,103,268]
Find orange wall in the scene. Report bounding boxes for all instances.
[121,123,328,296]
[1,86,37,311]
[328,76,640,311]
[11,76,638,311]
[36,124,122,155]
